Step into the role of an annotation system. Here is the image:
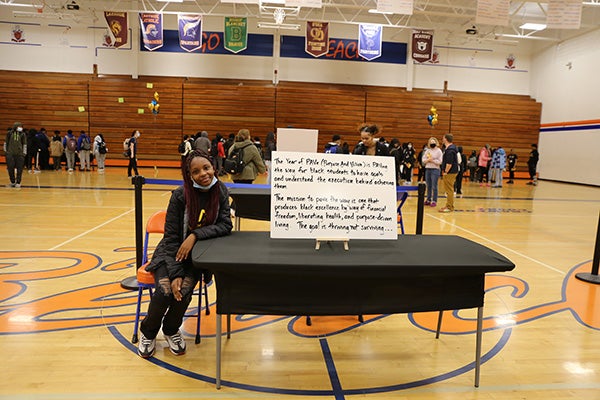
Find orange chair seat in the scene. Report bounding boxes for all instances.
[137,263,155,285]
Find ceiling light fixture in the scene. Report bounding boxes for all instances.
[257,22,300,30]
[519,23,547,31]
[368,9,393,15]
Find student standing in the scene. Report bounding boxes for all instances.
[439,134,459,213]
[127,130,140,177]
[526,144,539,185]
[4,122,27,188]
[422,137,443,207]
[506,149,518,184]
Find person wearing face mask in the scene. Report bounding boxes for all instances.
[127,129,140,177]
[4,122,27,188]
[352,124,389,156]
[401,141,416,184]
[138,150,233,358]
[421,136,443,207]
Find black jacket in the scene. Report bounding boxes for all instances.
[145,181,232,279]
[352,141,390,156]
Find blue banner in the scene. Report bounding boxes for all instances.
[178,14,202,53]
[358,23,382,61]
[139,13,163,51]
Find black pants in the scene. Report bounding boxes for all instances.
[127,157,139,177]
[528,163,537,180]
[140,264,200,339]
[454,170,464,194]
[6,153,25,184]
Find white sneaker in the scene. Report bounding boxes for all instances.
[137,333,156,358]
[15,183,21,188]
[164,330,186,355]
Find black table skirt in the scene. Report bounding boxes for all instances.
[192,232,515,316]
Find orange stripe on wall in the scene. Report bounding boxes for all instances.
[540,119,600,128]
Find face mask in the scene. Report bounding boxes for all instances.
[193,176,217,191]
[135,131,141,138]
[429,143,436,148]
[408,145,412,149]
[16,127,23,132]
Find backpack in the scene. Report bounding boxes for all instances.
[98,140,107,154]
[66,136,77,152]
[123,138,131,157]
[223,143,252,174]
[6,130,25,155]
[50,139,63,157]
[81,136,91,151]
[178,141,186,155]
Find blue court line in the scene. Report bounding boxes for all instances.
[319,338,345,400]
[108,324,513,395]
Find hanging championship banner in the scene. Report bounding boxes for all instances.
[139,12,163,51]
[305,21,329,57]
[224,17,248,53]
[104,11,128,48]
[358,23,382,61]
[178,14,202,52]
[411,30,433,63]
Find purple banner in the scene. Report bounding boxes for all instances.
[178,14,202,53]
[358,23,382,61]
[139,12,163,51]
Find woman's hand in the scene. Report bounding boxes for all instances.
[176,234,197,262]
[171,277,183,301]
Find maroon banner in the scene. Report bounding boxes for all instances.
[305,21,329,58]
[411,30,433,63]
[104,11,128,48]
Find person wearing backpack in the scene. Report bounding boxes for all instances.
[4,122,27,188]
[50,130,64,170]
[63,129,77,172]
[226,128,265,184]
[77,130,92,171]
[93,133,108,173]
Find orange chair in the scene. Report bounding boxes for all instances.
[131,210,210,345]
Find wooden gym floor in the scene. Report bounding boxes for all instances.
[0,166,599,400]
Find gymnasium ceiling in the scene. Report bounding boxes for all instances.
[2,0,600,50]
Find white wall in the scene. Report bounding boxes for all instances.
[531,29,600,186]
[0,10,531,94]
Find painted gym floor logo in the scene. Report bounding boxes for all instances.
[0,250,597,396]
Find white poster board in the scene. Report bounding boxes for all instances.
[276,128,319,153]
[270,151,397,239]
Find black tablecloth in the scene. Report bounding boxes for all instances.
[192,231,515,316]
[228,186,270,221]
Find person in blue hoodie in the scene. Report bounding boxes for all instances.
[324,134,342,154]
[490,146,507,188]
